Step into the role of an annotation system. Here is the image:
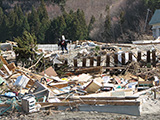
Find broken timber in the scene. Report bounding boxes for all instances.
[39,100,140,107]
[57,96,139,101]
[72,50,157,74]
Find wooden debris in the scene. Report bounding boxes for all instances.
[75,66,102,75]
[40,66,57,77]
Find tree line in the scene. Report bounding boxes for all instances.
[144,0,160,11]
[0,0,95,44]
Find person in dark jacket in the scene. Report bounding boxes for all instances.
[60,39,68,54]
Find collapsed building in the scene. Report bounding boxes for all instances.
[0,40,160,116]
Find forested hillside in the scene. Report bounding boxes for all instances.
[0,0,159,44]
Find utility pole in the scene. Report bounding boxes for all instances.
[144,9,151,33]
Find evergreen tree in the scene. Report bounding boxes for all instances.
[38,0,49,22]
[37,0,50,43]
[12,5,24,38]
[88,15,95,34]
[63,10,74,39]
[0,0,3,9]
[15,5,24,21]
[144,0,160,11]
[28,6,41,36]
[13,15,20,38]
[1,15,9,42]
[7,10,15,39]
[0,0,2,7]
[103,5,112,42]
[58,16,66,37]
[70,17,82,40]
[53,0,66,5]
[47,9,88,42]
[119,11,125,37]
[76,9,88,40]
[22,16,30,32]
[47,16,66,43]
[14,31,37,67]
[38,17,50,43]
[0,7,3,26]
[0,7,4,42]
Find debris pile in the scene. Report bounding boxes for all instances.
[0,41,160,116]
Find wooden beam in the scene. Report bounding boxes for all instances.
[137,51,141,62]
[38,100,140,107]
[74,58,78,67]
[114,53,118,67]
[82,57,86,67]
[152,50,156,67]
[97,56,101,66]
[0,56,8,65]
[90,57,94,67]
[147,50,151,63]
[74,66,125,70]
[75,100,140,106]
[75,66,102,74]
[121,52,125,65]
[58,96,139,101]
[129,52,132,63]
[106,54,110,67]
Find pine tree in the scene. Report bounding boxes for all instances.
[14,31,37,67]
[103,5,112,42]
[53,0,66,5]
[63,10,74,39]
[46,9,88,42]
[70,17,81,40]
[58,16,66,37]
[22,16,30,32]
[0,7,4,42]
[38,17,50,43]
[28,6,41,36]
[38,0,49,22]
[37,0,50,43]
[1,15,9,42]
[7,10,16,39]
[0,7,3,25]
[88,15,95,34]
[47,16,66,43]
[119,11,125,39]
[15,5,24,21]
[10,5,25,38]
[0,0,2,6]
[144,0,160,11]
[0,0,4,10]
[75,9,88,40]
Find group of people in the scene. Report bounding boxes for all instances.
[58,35,70,54]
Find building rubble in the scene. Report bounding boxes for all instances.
[0,40,160,116]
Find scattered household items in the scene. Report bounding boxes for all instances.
[0,41,160,116]
[14,75,30,88]
[22,95,39,113]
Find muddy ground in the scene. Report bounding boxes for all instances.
[0,110,160,120]
[1,88,160,120]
